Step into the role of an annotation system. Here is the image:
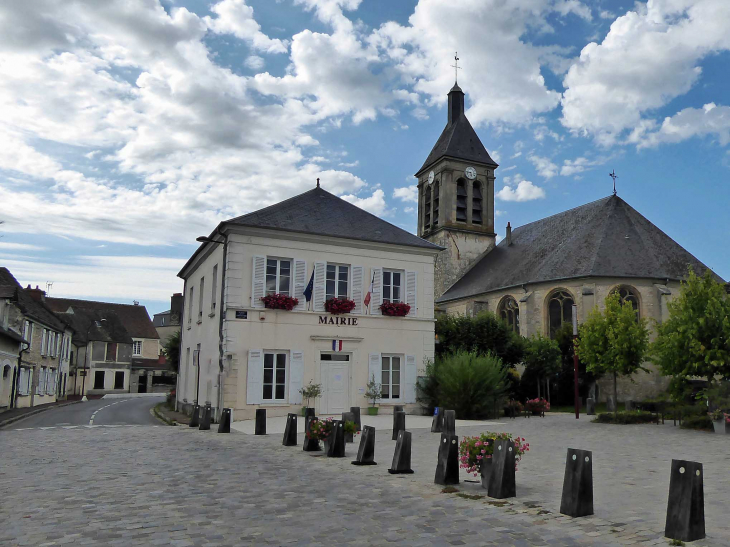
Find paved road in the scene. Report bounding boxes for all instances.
[2,396,164,429]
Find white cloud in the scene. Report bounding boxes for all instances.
[204,0,288,53]
[561,0,730,144]
[404,206,415,214]
[245,55,265,70]
[529,154,558,179]
[393,186,418,203]
[339,189,388,215]
[496,180,546,201]
[634,103,730,148]
[560,156,598,176]
[0,242,47,251]
[553,0,592,21]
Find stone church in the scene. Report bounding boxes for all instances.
[417,82,724,402]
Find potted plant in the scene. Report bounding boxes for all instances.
[708,408,728,434]
[260,293,299,311]
[307,417,335,450]
[324,297,356,315]
[525,397,550,416]
[365,375,382,415]
[459,432,530,489]
[299,381,323,416]
[379,301,411,317]
[503,399,523,417]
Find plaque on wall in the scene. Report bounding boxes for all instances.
[235,310,248,319]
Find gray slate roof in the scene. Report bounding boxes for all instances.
[225,186,442,251]
[0,268,69,332]
[438,195,723,302]
[45,298,159,340]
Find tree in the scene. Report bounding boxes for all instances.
[652,269,730,390]
[578,292,649,416]
[522,334,561,403]
[162,330,181,373]
[435,311,525,366]
[551,323,598,406]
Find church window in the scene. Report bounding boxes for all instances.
[612,285,640,319]
[266,258,291,296]
[382,270,403,304]
[456,179,467,222]
[326,264,349,301]
[548,289,574,338]
[432,182,439,226]
[423,186,432,231]
[498,296,519,334]
[472,182,483,225]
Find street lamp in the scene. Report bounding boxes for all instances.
[81,319,106,402]
[572,304,579,419]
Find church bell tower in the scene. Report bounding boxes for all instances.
[416,82,498,299]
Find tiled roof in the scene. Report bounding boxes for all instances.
[45,298,159,340]
[0,268,69,332]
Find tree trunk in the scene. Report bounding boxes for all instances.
[547,377,551,406]
[613,372,618,418]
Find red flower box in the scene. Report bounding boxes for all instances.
[260,293,299,311]
[379,302,411,317]
[324,298,356,315]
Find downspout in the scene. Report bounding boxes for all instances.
[11,341,30,408]
[216,232,229,422]
[177,278,186,412]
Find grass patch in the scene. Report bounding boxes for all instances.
[669,540,685,546]
[592,411,657,424]
[456,493,484,500]
[441,486,459,494]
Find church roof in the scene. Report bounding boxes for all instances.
[417,85,497,175]
[438,195,724,302]
[223,186,442,251]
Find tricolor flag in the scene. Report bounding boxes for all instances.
[363,272,374,309]
[332,339,343,351]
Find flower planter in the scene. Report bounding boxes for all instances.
[712,420,727,434]
[367,407,379,416]
[379,302,411,317]
[324,297,356,315]
[260,294,299,311]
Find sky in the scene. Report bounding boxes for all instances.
[1,0,729,317]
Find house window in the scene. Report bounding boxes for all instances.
[326,264,349,301]
[94,370,105,390]
[23,321,32,346]
[423,185,432,231]
[188,286,194,324]
[456,179,467,222]
[106,342,117,362]
[38,367,46,394]
[114,371,124,390]
[262,352,287,401]
[41,329,47,356]
[382,270,403,304]
[266,258,291,296]
[198,277,205,320]
[612,285,640,319]
[498,296,520,334]
[211,264,218,313]
[132,341,142,356]
[381,355,401,400]
[548,289,574,338]
[432,182,440,227]
[472,181,483,225]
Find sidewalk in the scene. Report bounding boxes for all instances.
[0,398,85,428]
[154,404,191,425]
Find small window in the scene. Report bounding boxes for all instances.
[262,352,287,401]
[432,182,440,227]
[326,264,349,301]
[498,296,520,334]
[188,286,194,324]
[211,264,218,312]
[266,258,291,296]
[23,321,32,345]
[456,179,467,222]
[94,370,105,390]
[114,371,124,389]
[381,355,401,400]
[198,277,205,319]
[382,270,403,304]
[423,186,432,231]
[548,289,574,338]
[106,342,117,362]
[132,341,142,356]
[472,182,482,225]
[320,353,350,362]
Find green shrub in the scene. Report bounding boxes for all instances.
[435,312,524,365]
[680,415,714,431]
[593,411,657,424]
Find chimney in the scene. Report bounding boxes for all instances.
[171,292,184,318]
[25,284,46,302]
[506,222,512,246]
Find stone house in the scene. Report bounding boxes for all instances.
[0,324,24,410]
[153,292,183,347]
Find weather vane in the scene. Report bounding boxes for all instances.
[609,169,618,195]
[451,52,460,84]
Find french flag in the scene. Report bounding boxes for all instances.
[332,339,343,351]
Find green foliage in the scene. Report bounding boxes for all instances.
[162,330,181,373]
[593,411,657,424]
[551,323,598,405]
[343,420,357,435]
[431,351,508,419]
[416,358,439,412]
[523,334,561,385]
[435,312,525,366]
[680,415,714,431]
[298,381,323,407]
[364,375,381,407]
[652,269,730,384]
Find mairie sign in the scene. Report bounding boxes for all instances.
[319,316,359,326]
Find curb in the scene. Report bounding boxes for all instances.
[152,403,177,426]
[0,400,82,429]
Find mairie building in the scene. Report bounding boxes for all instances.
[176,186,442,420]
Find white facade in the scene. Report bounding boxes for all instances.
[178,227,439,421]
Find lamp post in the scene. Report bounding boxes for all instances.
[81,319,106,402]
[572,304,579,419]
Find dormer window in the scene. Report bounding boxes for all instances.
[472,181,482,225]
[456,179,467,222]
[423,186,432,231]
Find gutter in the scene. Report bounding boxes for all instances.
[10,341,30,409]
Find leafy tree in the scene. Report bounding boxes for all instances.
[162,330,181,373]
[522,334,561,403]
[431,350,508,419]
[652,269,730,389]
[435,311,525,366]
[577,292,650,416]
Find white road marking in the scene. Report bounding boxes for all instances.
[89,399,129,425]
[10,424,149,432]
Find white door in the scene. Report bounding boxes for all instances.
[320,353,350,415]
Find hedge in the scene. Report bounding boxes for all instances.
[593,411,657,424]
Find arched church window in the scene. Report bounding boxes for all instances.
[472,181,482,225]
[498,296,520,334]
[611,285,640,319]
[456,179,467,222]
[423,186,431,231]
[548,289,574,338]
[432,182,440,226]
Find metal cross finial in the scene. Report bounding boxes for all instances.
[316,177,320,188]
[451,52,460,84]
[609,169,618,195]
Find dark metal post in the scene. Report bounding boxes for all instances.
[572,304,579,419]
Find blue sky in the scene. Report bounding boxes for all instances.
[1,0,729,316]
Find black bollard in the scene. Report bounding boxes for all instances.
[342,411,355,443]
[443,409,456,435]
[559,448,594,517]
[352,425,377,465]
[199,403,212,431]
[303,415,321,452]
[255,408,266,435]
[189,404,200,428]
[392,410,406,440]
[434,433,460,485]
[388,430,414,474]
[304,407,315,420]
[282,413,297,446]
[393,405,404,412]
[488,439,516,499]
[217,408,232,433]
[431,407,444,433]
[350,406,362,432]
[665,459,705,542]
[327,420,346,458]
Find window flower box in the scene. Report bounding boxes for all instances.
[260,293,299,311]
[324,298,356,315]
[379,302,411,317]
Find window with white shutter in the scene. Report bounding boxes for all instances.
[293,260,307,311]
[368,353,381,387]
[351,266,364,314]
[41,329,47,356]
[246,349,263,404]
[405,270,417,317]
[313,261,326,312]
[404,355,417,403]
[369,268,382,315]
[251,255,266,308]
[38,367,46,394]
[289,350,304,404]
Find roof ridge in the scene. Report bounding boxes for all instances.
[47,297,147,309]
[225,187,319,225]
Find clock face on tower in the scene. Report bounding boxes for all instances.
[465,166,477,180]
[428,171,434,184]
